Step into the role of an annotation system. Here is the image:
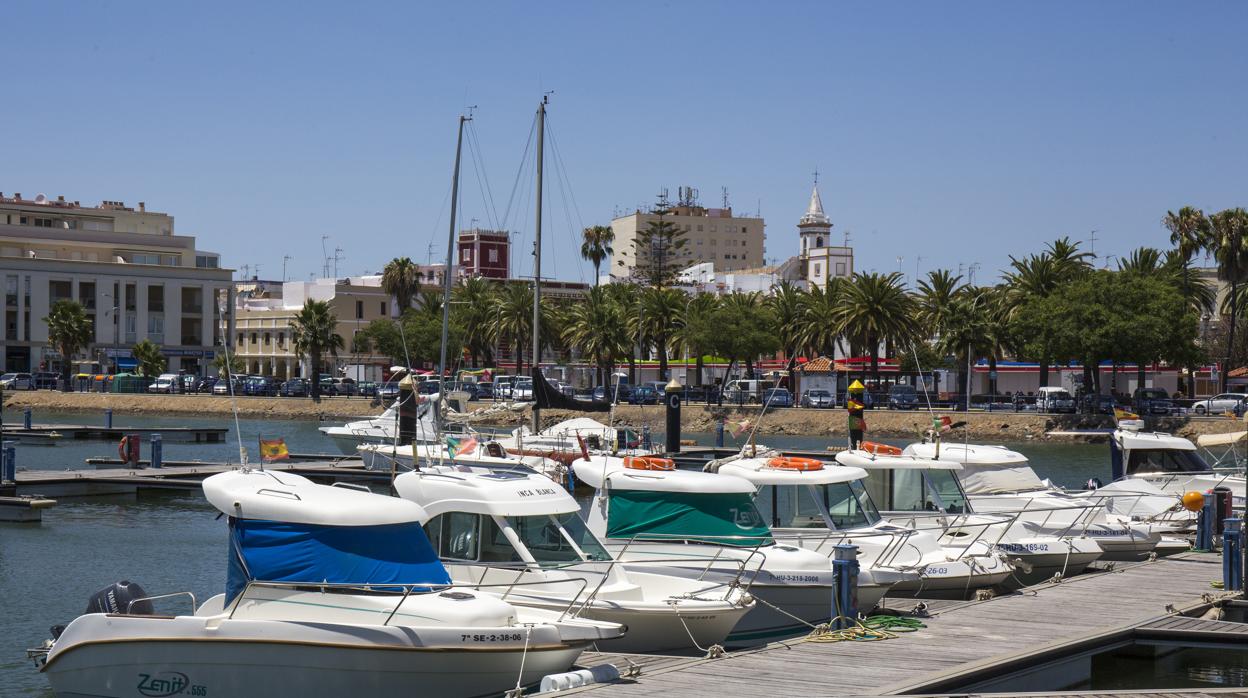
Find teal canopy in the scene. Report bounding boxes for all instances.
[606,490,772,547]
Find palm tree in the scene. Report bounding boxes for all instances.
[1117,247,1165,275]
[1206,208,1248,389]
[381,257,420,314]
[562,286,630,386]
[674,292,720,386]
[452,277,497,367]
[832,272,916,384]
[1046,237,1094,275]
[721,291,768,378]
[915,269,966,337]
[605,282,642,384]
[638,287,686,379]
[767,282,805,376]
[213,352,245,379]
[290,299,344,399]
[44,300,92,392]
[796,279,845,358]
[580,225,615,286]
[131,339,167,377]
[492,283,534,376]
[417,288,443,319]
[1164,206,1208,262]
[933,287,992,408]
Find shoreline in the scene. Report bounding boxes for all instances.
[5,391,1246,441]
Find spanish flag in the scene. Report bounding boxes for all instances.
[1113,407,1139,421]
[259,438,290,462]
[446,436,478,457]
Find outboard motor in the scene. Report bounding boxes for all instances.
[1086,477,1103,490]
[85,580,154,616]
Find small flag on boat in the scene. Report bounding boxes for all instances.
[258,437,289,462]
[446,436,478,457]
[731,419,751,438]
[1113,407,1139,421]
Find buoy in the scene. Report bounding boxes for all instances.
[623,456,675,471]
[1181,490,1206,513]
[767,456,824,471]
[860,441,903,456]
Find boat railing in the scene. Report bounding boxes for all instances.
[609,532,772,590]
[125,591,198,615]
[882,511,1020,560]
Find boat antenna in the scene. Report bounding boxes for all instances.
[531,95,548,434]
[216,294,249,470]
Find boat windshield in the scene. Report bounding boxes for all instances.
[755,481,881,530]
[1126,448,1211,474]
[871,468,969,513]
[506,512,611,565]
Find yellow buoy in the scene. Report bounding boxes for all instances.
[1181,491,1206,512]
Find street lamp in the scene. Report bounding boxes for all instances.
[102,291,120,373]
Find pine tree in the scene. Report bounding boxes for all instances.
[623,195,688,288]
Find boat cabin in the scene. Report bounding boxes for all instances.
[713,454,881,532]
[835,451,971,515]
[1111,425,1212,479]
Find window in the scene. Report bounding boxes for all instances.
[506,513,610,566]
[379,301,387,316]
[741,226,747,233]
[696,224,703,231]
[264,333,271,345]
[488,248,498,263]
[147,315,164,336]
[49,280,72,302]
[815,237,823,247]
[462,249,471,262]
[814,263,822,277]
[196,255,219,269]
[355,300,363,319]
[165,255,180,266]
[278,332,285,346]
[250,333,257,345]
[79,282,96,310]
[836,262,846,276]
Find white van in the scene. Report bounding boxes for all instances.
[1036,386,1076,413]
[722,379,774,404]
[147,373,180,394]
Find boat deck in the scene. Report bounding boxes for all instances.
[567,552,1231,696]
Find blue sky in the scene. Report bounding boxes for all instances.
[4,1,1246,287]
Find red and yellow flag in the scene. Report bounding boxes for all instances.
[1113,407,1139,421]
[259,438,290,462]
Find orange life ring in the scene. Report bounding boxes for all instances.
[860,441,902,456]
[118,435,129,462]
[766,456,824,471]
[623,456,676,471]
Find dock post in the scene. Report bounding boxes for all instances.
[1,440,15,483]
[23,408,32,430]
[715,418,725,448]
[397,375,417,447]
[104,408,113,429]
[664,378,683,454]
[642,425,652,451]
[832,544,860,630]
[1223,518,1243,591]
[150,433,163,469]
[1197,494,1216,551]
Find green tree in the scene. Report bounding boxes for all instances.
[619,197,688,287]
[452,277,497,367]
[638,287,686,379]
[795,279,845,358]
[767,282,805,376]
[673,292,720,387]
[580,225,615,286]
[44,300,92,392]
[290,299,344,399]
[381,257,420,313]
[1205,208,1248,389]
[915,269,966,337]
[131,338,167,377]
[492,283,534,376]
[213,352,245,379]
[1164,206,1208,262]
[562,286,631,386]
[605,282,642,384]
[709,300,780,384]
[1003,240,1090,387]
[833,272,917,384]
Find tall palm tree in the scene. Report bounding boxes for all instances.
[722,291,766,378]
[44,300,92,392]
[1117,247,1165,275]
[832,272,916,384]
[562,286,630,386]
[492,283,534,376]
[1046,237,1094,275]
[580,225,615,286]
[767,282,805,376]
[605,282,642,384]
[1002,246,1083,388]
[796,278,845,358]
[381,257,420,314]
[674,292,720,386]
[1206,208,1248,389]
[933,287,993,408]
[638,287,686,379]
[915,269,966,338]
[417,288,444,319]
[452,277,497,366]
[131,338,167,377]
[1164,206,1208,262]
[290,299,344,399]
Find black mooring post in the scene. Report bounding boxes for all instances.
[664,379,682,454]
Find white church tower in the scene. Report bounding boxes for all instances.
[797,178,853,288]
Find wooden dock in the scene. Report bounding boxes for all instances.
[566,553,1234,697]
[1,423,229,442]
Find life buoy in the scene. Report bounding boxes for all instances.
[860,441,902,456]
[118,435,130,462]
[624,456,676,471]
[766,456,824,471]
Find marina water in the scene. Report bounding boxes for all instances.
[1,411,1110,696]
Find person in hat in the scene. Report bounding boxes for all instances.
[846,379,867,449]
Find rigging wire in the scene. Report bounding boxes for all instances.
[500,113,538,231]
[465,120,501,231]
[543,115,587,284]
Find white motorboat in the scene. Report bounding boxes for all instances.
[32,468,622,698]
[1113,421,1244,514]
[705,447,1013,599]
[394,465,753,653]
[498,417,651,465]
[357,439,567,484]
[573,454,911,645]
[903,441,1182,560]
[318,400,439,453]
[835,449,1103,586]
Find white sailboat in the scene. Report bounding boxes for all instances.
[394,464,753,653]
[32,469,622,698]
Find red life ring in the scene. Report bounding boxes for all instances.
[860,441,902,456]
[118,435,130,462]
[766,456,824,471]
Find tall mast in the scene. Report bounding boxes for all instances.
[438,113,469,434]
[531,97,546,433]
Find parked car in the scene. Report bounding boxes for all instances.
[213,377,245,395]
[193,376,218,394]
[1081,393,1117,415]
[761,387,793,408]
[332,377,357,396]
[377,380,401,400]
[475,382,494,400]
[147,373,181,394]
[887,384,920,410]
[512,379,534,401]
[357,381,378,398]
[800,389,835,409]
[1193,392,1248,416]
[245,376,281,397]
[317,378,340,396]
[33,372,59,390]
[722,379,772,404]
[1133,387,1173,416]
[627,384,659,405]
[1036,386,1077,413]
[0,372,34,390]
[280,377,311,397]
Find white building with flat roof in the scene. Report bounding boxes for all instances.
[0,191,232,375]
[610,191,766,278]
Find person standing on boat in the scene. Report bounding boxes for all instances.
[846,379,867,449]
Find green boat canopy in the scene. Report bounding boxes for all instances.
[606,489,773,547]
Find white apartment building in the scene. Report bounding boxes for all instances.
[610,196,766,278]
[0,192,231,374]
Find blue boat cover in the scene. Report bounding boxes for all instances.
[226,517,452,604]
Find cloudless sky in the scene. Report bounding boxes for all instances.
[4,1,1246,287]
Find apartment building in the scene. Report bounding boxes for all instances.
[0,192,231,374]
[610,194,766,278]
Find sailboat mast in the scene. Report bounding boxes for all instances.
[531,98,546,433]
[438,114,469,433]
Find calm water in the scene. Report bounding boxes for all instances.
[0,410,1112,695]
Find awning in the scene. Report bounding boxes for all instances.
[116,358,138,370]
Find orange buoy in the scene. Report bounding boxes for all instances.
[766,456,824,471]
[1181,490,1206,513]
[623,456,676,471]
[860,441,902,456]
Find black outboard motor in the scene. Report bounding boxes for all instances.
[85,580,154,616]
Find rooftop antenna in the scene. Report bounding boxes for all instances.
[333,247,344,278]
[843,229,852,248]
[238,263,251,279]
[1089,229,1099,257]
[253,263,262,280]
[320,235,330,278]
[282,255,292,282]
[426,242,435,268]
[813,166,820,185]
[968,262,981,285]
[721,186,730,209]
